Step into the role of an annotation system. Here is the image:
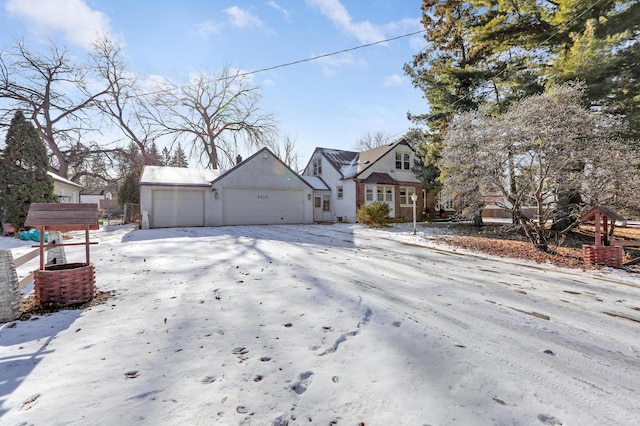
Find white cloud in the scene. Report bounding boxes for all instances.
[223,6,263,29]
[266,1,291,21]
[196,21,221,39]
[306,0,384,44]
[5,0,112,49]
[383,74,405,87]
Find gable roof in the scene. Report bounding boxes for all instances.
[47,171,84,190]
[211,147,312,189]
[308,139,416,180]
[140,166,220,186]
[356,139,415,178]
[308,147,359,179]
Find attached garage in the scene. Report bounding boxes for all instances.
[210,148,314,226]
[222,187,304,225]
[139,166,219,229]
[152,189,205,228]
[139,148,313,229]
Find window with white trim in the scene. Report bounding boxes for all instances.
[313,158,322,176]
[395,152,411,170]
[400,187,416,206]
[337,186,343,199]
[365,186,374,202]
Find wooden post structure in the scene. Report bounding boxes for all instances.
[580,206,625,268]
[24,203,99,308]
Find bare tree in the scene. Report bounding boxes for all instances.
[441,83,640,252]
[0,40,112,178]
[151,67,278,169]
[90,36,163,169]
[273,134,300,172]
[354,131,389,151]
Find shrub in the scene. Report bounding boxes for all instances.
[356,202,390,227]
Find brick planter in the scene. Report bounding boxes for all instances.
[34,263,96,308]
[582,245,622,268]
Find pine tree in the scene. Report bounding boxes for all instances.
[171,143,189,168]
[160,147,171,166]
[0,110,57,229]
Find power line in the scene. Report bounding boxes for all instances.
[140,29,427,97]
[232,29,427,79]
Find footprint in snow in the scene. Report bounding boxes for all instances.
[538,414,563,425]
[290,371,314,395]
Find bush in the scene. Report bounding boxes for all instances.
[356,202,390,227]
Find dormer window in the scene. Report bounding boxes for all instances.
[395,152,410,170]
[313,158,322,176]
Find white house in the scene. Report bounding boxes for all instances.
[48,171,83,203]
[140,148,313,228]
[302,140,423,223]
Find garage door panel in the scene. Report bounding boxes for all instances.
[223,188,304,225]
[153,190,204,228]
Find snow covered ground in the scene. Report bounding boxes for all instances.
[1,223,639,425]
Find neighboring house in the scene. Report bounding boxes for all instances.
[48,171,83,203]
[140,148,314,229]
[80,189,113,205]
[302,140,423,223]
[81,188,120,216]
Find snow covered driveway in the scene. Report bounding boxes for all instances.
[1,223,639,425]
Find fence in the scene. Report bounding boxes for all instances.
[0,231,65,322]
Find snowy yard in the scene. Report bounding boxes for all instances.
[1,223,639,425]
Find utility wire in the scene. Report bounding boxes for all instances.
[232,29,427,79]
[139,29,427,97]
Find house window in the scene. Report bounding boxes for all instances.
[436,191,455,211]
[377,187,384,202]
[323,196,330,211]
[313,158,322,176]
[365,186,374,202]
[337,186,343,199]
[400,187,416,206]
[314,196,322,208]
[395,153,411,170]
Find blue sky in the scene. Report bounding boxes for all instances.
[0,0,428,167]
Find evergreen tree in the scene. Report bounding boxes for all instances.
[117,170,140,207]
[160,146,171,166]
[0,110,57,229]
[171,143,189,168]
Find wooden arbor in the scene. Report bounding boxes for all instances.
[24,203,99,308]
[580,206,625,268]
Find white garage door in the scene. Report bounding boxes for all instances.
[223,188,304,225]
[152,189,205,228]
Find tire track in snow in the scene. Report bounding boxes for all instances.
[342,248,640,425]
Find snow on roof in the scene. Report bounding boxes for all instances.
[47,171,84,189]
[301,175,330,190]
[139,166,220,186]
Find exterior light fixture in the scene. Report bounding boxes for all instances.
[308,193,312,200]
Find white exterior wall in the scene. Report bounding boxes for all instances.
[303,152,358,223]
[357,145,417,182]
[53,182,81,203]
[140,184,216,229]
[81,194,104,205]
[210,151,313,226]
[334,179,356,223]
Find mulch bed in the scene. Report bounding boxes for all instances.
[437,222,640,272]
